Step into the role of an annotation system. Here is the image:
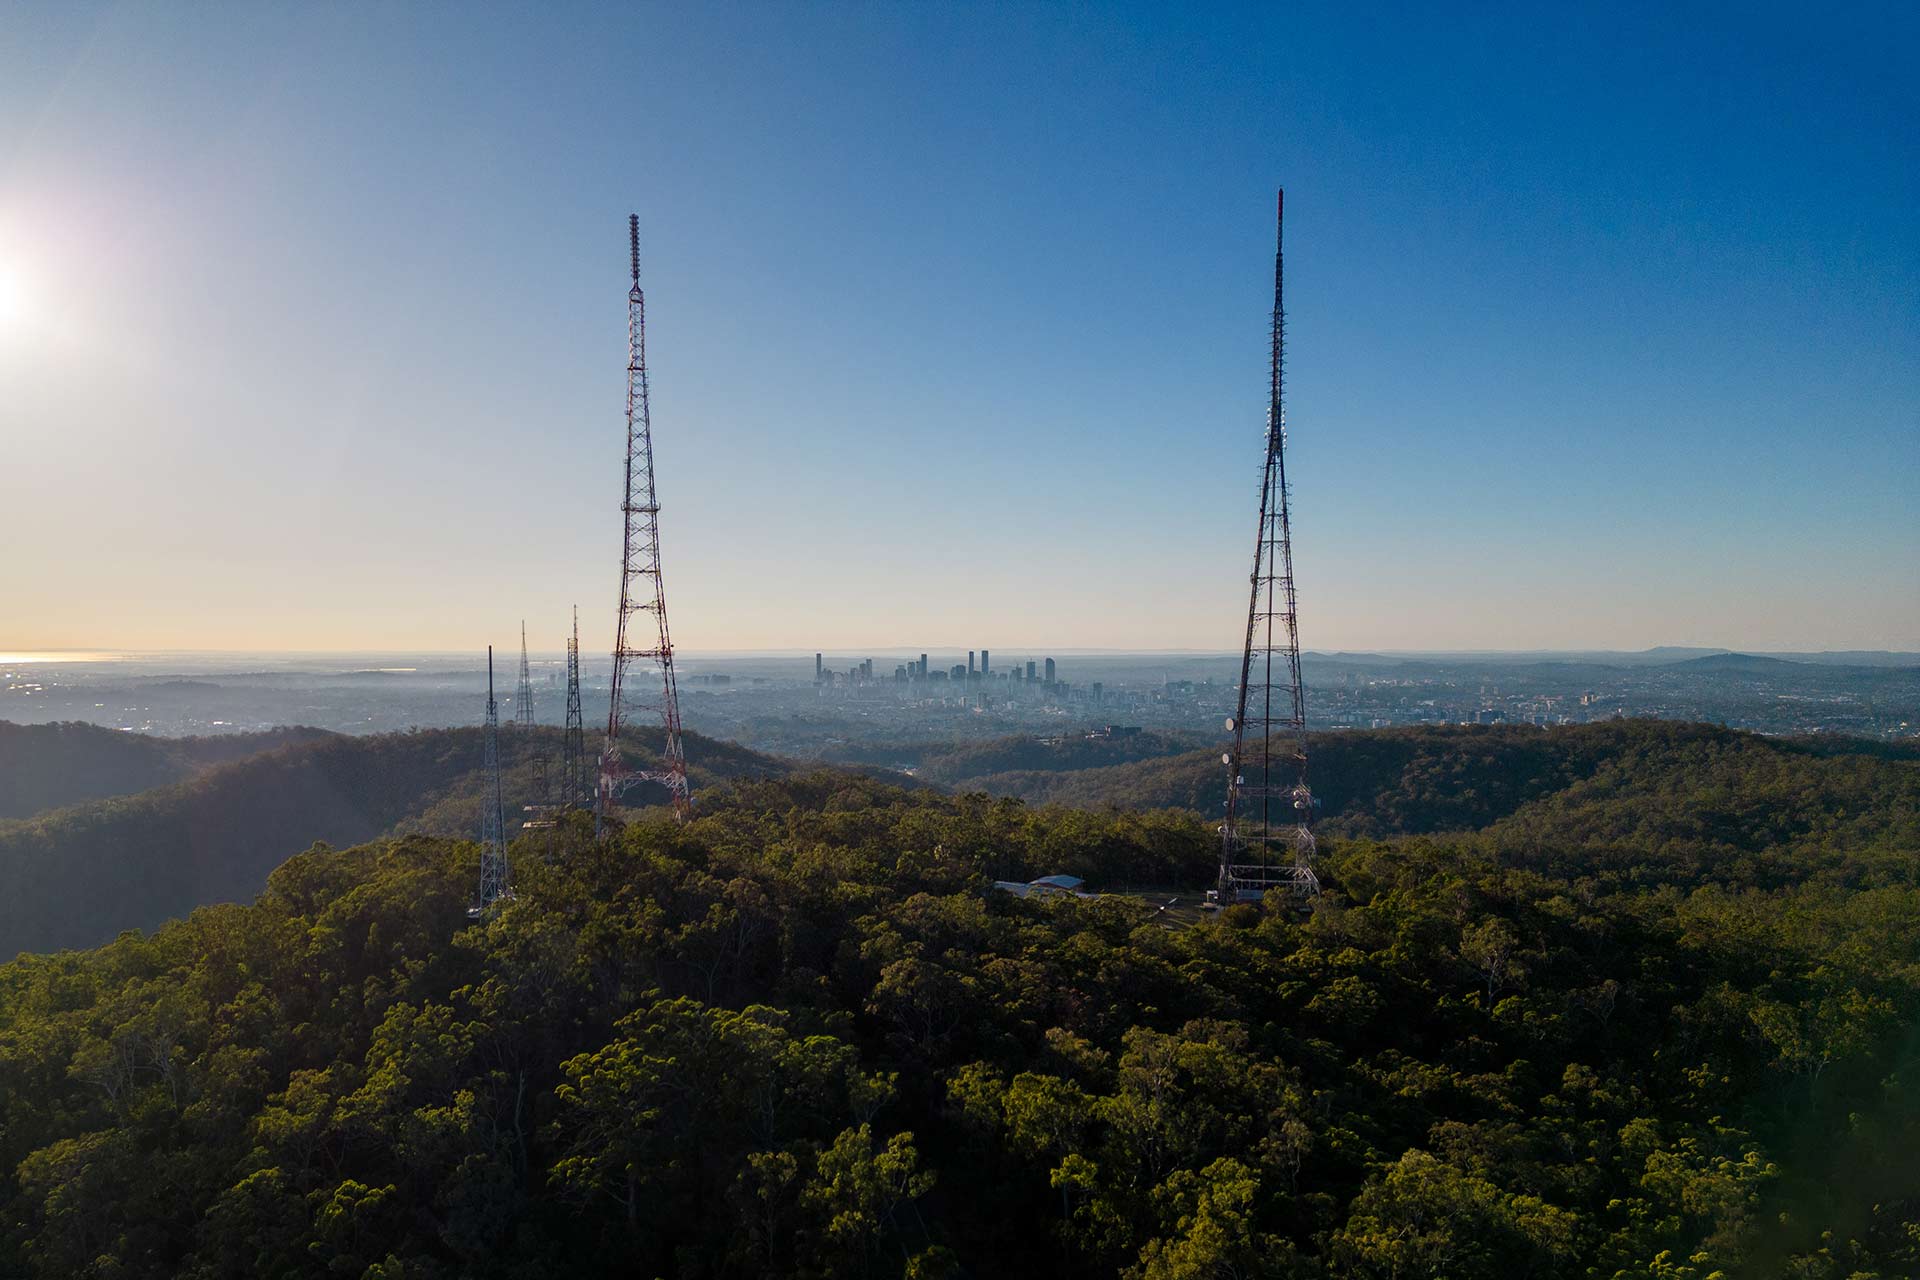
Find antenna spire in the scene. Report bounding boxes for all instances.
[599,214,692,831]
[1221,188,1319,903]
[514,621,536,729]
[471,646,512,918]
[562,605,586,806]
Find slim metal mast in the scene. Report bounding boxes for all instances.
[514,622,536,728]
[562,605,587,806]
[1222,190,1318,902]
[515,619,551,812]
[599,213,690,831]
[471,646,512,917]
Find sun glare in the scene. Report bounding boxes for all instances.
[0,264,27,329]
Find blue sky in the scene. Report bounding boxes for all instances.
[1,2,1914,653]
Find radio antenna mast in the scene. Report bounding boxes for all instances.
[470,646,512,917]
[562,605,587,807]
[598,213,691,832]
[1221,190,1318,902]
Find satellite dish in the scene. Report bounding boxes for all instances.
[1222,753,1232,764]
[1225,717,1236,731]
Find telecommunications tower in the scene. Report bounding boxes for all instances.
[598,214,691,831]
[513,622,536,729]
[562,605,587,807]
[515,622,559,838]
[515,621,551,807]
[470,647,512,918]
[1221,190,1319,902]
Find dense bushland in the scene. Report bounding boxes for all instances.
[822,730,1212,786]
[0,727,784,954]
[980,721,1920,841]
[0,726,1915,1277]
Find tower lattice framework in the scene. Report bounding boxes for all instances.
[562,605,587,807]
[599,213,690,830]
[471,646,512,917]
[1221,190,1319,902]
[515,620,550,807]
[513,622,536,728]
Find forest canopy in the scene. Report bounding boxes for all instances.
[1,721,1917,1277]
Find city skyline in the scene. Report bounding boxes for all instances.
[6,641,1919,664]
[3,3,1915,654]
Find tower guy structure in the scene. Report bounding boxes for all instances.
[598,213,691,830]
[1221,190,1319,902]
[470,646,512,918]
[562,605,587,807]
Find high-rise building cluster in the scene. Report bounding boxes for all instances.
[813,649,1084,702]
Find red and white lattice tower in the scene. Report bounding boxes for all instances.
[598,214,690,831]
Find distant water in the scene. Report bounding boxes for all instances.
[0,652,548,737]
[0,651,130,665]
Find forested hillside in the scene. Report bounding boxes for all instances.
[979,721,1920,839]
[0,755,1916,1277]
[822,730,1211,786]
[0,721,335,821]
[0,727,786,955]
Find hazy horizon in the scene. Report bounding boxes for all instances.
[5,643,1915,665]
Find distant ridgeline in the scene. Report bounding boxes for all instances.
[3,718,1918,955]
[967,718,1920,846]
[0,723,787,955]
[0,720,335,820]
[0,730,1916,1275]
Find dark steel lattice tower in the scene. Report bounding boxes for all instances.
[598,214,690,831]
[514,621,536,728]
[515,620,550,807]
[562,605,587,806]
[1221,190,1319,902]
[470,646,512,918]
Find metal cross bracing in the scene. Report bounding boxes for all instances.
[561,605,587,807]
[515,620,553,808]
[513,621,537,729]
[516,620,561,839]
[1221,189,1319,904]
[598,213,691,832]
[470,646,513,919]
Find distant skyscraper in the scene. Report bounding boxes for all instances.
[1044,657,1056,685]
[981,649,990,675]
[815,653,823,682]
[968,650,975,675]
[919,653,928,677]
[1026,660,1037,681]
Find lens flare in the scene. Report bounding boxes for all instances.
[0,264,27,328]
